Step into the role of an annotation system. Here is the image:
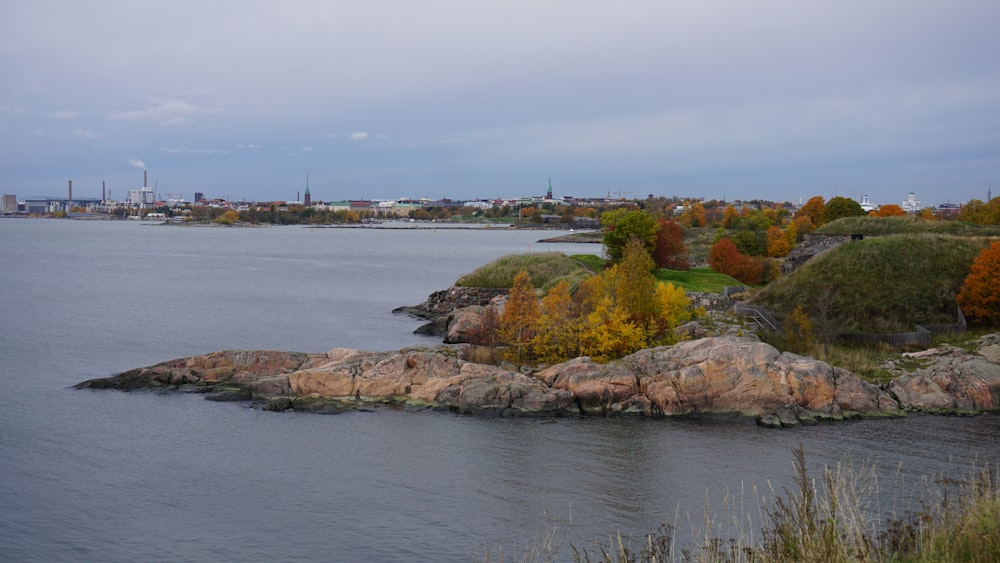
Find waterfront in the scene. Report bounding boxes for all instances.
[1,219,997,561]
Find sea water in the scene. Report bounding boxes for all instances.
[1,219,996,561]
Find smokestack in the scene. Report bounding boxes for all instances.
[102,181,106,202]
[68,180,72,203]
[144,170,148,187]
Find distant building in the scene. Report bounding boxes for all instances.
[859,194,876,213]
[128,187,156,207]
[901,191,922,213]
[1,193,16,214]
[194,192,205,203]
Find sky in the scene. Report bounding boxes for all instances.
[2,1,998,206]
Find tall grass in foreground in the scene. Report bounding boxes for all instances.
[476,446,1000,562]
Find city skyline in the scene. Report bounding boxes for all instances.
[2,1,998,205]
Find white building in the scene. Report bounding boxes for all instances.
[901,191,922,213]
[127,187,156,207]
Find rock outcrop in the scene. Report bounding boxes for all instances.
[881,335,1000,413]
[77,335,999,427]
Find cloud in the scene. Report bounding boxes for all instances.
[300,146,315,152]
[71,128,101,139]
[236,144,263,149]
[349,132,368,141]
[49,109,79,120]
[128,158,145,169]
[111,98,220,125]
[160,147,229,155]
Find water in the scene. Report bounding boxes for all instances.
[1,219,997,561]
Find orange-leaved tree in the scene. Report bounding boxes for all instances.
[957,241,1000,326]
[796,196,825,227]
[872,204,906,217]
[498,270,540,363]
[708,237,763,285]
[766,225,791,257]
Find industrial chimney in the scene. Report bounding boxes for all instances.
[144,170,148,187]
[68,180,72,203]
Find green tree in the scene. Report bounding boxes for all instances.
[600,209,659,264]
[821,196,865,224]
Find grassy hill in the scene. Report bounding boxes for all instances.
[455,252,594,290]
[752,234,989,333]
[816,215,1000,237]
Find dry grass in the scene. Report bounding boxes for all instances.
[477,448,1000,563]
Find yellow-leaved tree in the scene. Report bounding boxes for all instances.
[530,279,582,364]
[498,270,539,363]
[578,237,693,362]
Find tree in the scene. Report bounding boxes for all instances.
[783,305,815,353]
[498,270,540,363]
[531,279,582,364]
[722,205,739,228]
[677,201,706,228]
[821,196,865,224]
[708,237,764,285]
[766,225,791,257]
[652,218,689,270]
[796,196,825,227]
[600,208,659,264]
[872,204,906,217]
[957,241,1000,325]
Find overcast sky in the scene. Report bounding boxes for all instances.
[2,1,998,205]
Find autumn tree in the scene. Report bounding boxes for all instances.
[722,205,740,228]
[498,270,540,363]
[530,279,582,363]
[957,241,1000,325]
[677,201,707,228]
[796,196,825,227]
[790,215,814,241]
[766,225,791,257]
[918,207,937,221]
[578,239,692,361]
[708,237,764,285]
[600,208,659,264]
[783,305,815,353]
[872,204,906,217]
[652,218,689,270]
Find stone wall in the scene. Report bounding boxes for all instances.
[782,234,853,274]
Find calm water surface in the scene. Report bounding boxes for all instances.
[1,219,997,561]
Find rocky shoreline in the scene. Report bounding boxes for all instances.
[75,332,1000,428]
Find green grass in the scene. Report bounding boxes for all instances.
[656,267,741,293]
[455,252,593,291]
[817,215,1000,237]
[569,253,606,273]
[752,234,989,333]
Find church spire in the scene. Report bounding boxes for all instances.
[547,177,553,200]
[304,173,312,206]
